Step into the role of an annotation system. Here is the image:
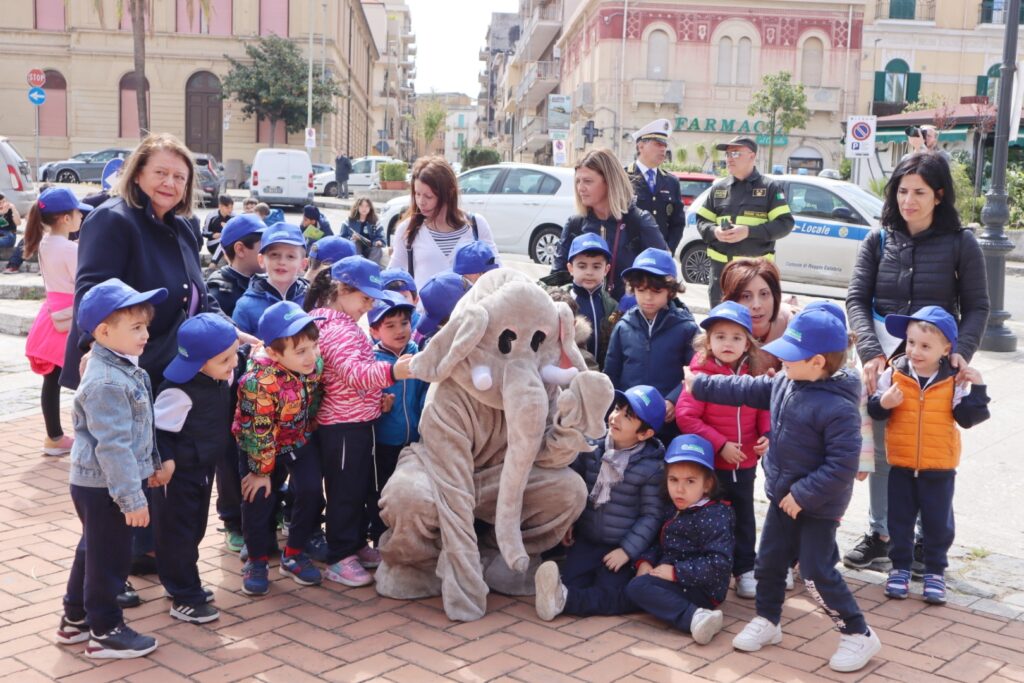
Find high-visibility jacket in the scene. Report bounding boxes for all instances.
[695,170,794,262]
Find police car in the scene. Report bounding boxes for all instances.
[679,175,883,288]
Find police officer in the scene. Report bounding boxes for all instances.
[626,118,686,254]
[696,136,794,306]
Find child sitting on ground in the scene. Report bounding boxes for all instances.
[561,233,618,369]
[340,197,386,264]
[232,223,309,335]
[300,205,334,249]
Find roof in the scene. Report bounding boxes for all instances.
[874,103,1022,129]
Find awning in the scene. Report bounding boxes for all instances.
[874,126,970,143]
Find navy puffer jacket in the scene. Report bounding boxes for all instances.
[692,369,862,520]
[231,274,309,335]
[604,302,699,400]
[571,437,666,559]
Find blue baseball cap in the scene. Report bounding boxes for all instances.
[219,214,266,250]
[665,434,715,471]
[803,300,846,327]
[418,271,470,337]
[257,300,322,345]
[164,313,239,383]
[330,255,386,299]
[452,241,500,276]
[884,305,957,351]
[309,236,357,265]
[761,308,849,362]
[621,248,676,279]
[368,290,416,327]
[567,233,612,261]
[259,222,306,253]
[37,187,93,215]
[77,277,168,334]
[700,300,753,334]
[381,268,417,294]
[614,385,666,433]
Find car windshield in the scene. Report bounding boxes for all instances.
[839,184,884,221]
[679,180,712,196]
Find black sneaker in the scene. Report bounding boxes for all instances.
[117,581,141,609]
[169,602,220,624]
[85,624,157,659]
[911,541,925,580]
[163,586,215,603]
[842,532,892,570]
[55,615,89,645]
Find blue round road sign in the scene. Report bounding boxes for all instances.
[28,87,46,106]
[101,158,124,191]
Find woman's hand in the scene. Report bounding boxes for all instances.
[862,355,886,395]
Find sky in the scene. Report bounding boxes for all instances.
[406,0,519,98]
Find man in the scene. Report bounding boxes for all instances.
[902,125,950,162]
[334,150,352,199]
[625,119,686,254]
[695,136,794,306]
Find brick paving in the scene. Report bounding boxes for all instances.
[2,413,1024,682]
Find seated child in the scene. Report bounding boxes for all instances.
[57,278,167,659]
[868,306,990,604]
[301,205,334,248]
[562,233,617,368]
[340,197,386,263]
[416,270,470,348]
[625,434,734,645]
[452,241,500,283]
[242,197,259,214]
[534,385,667,621]
[206,214,266,317]
[232,223,309,335]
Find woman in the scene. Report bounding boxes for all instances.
[341,197,386,265]
[550,148,668,299]
[719,257,793,373]
[843,151,989,572]
[388,156,499,288]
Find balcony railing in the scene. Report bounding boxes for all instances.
[979,0,1024,24]
[876,0,935,20]
[515,60,560,104]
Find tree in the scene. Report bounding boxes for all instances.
[461,146,501,170]
[747,71,810,170]
[221,35,342,147]
[419,99,447,155]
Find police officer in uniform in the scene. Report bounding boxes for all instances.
[626,118,686,254]
[695,136,794,306]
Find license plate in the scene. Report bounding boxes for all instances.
[264,186,283,194]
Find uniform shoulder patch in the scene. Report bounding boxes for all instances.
[752,188,767,197]
[776,192,786,200]
[713,189,728,199]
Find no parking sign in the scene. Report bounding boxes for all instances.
[845,115,876,159]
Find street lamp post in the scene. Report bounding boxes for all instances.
[978,0,1019,352]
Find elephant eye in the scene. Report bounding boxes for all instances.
[498,329,517,354]
[530,331,546,352]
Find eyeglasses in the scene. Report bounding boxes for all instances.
[725,151,750,159]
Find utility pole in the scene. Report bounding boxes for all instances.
[306,0,314,150]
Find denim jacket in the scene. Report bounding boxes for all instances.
[69,344,160,513]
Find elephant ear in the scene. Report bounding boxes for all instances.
[554,301,587,371]
[411,303,489,383]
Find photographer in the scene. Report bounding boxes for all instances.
[902,125,950,162]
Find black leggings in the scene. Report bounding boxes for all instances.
[42,367,64,439]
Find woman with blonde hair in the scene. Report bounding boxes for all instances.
[549,148,667,299]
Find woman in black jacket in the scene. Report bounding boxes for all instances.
[842,151,989,572]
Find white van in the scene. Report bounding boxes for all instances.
[349,155,395,191]
[249,148,313,207]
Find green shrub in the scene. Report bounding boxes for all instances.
[461,147,501,170]
[380,161,408,182]
[838,158,852,180]
[1008,168,1024,228]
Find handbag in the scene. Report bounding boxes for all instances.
[49,305,73,333]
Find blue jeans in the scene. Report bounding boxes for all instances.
[562,537,637,616]
[0,231,15,249]
[626,574,714,632]
[867,419,890,537]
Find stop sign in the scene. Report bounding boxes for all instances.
[26,69,46,88]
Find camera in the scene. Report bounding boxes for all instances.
[905,126,922,138]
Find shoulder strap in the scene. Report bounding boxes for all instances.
[469,213,479,241]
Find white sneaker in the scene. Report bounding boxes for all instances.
[732,616,783,652]
[829,628,881,672]
[534,561,566,621]
[735,570,757,599]
[786,567,795,591]
[690,608,724,645]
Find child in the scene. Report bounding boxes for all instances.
[416,270,470,348]
[242,197,259,213]
[675,301,770,599]
[202,194,235,256]
[604,247,699,441]
[254,202,271,220]
[305,235,357,283]
[369,291,428,545]
[151,314,239,624]
[341,197,386,263]
[57,278,167,659]
[233,301,324,595]
[534,385,667,621]
[452,241,500,283]
[561,233,618,369]
[625,434,734,645]
[206,214,266,317]
[684,307,882,673]
[869,306,990,604]
[23,188,91,455]
[300,205,334,248]
[381,268,422,331]
[545,287,599,371]
[232,222,309,335]
[307,256,413,586]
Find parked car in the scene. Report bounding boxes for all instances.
[380,162,575,264]
[249,148,314,208]
[315,155,395,196]
[39,148,132,184]
[196,166,225,207]
[0,137,38,214]
[670,171,717,207]
[312,163,333,175]
[678,174,884,288]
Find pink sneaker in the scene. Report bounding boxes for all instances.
[324,555,374,587]
[43,435,74,456]
[357,545,381,569]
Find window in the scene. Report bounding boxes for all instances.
[801,38,824,87]
[39,70,67,137]
[259,0,288,37]
[499,169,556,195]
[458,168,502,194]
[646,29,669,79]
[716,37,733,85]
[35,0,65,31]
[788,183,865,224]
[873,58,919,103]
[177,0,232,35]
[351,159,373,174]
[458,114,465,128]
[257,117,287,145]
[978,64,1001,100]
[888,0,917,19]
[736,38,752,85]
[119,72,150,139]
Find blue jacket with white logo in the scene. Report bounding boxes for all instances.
[604,301,698,400]
[373,340,429,446]
[232,274,309,335]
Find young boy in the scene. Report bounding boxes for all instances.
[381,268,422,331]
[685,307,882,673]
[151,314,240,624]
[206,214,266,317]
[202,194,235,256]
[535,385,667,621]
[416,270,470,348]
[452,241,500,283]
[562,233,618,368]
[869,306,990,604]
[369,291,429,545]
[232,222,309,335]
[242,197,259,214]
[300,205,334,248]
[233,301,324,595]
[57,278,167,659]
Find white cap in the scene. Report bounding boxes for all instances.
[633,118,672,143]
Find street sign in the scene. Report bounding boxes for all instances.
[552,139,567,166]
[582,120,600,144]
[28,87,46,106]
[26,69,46,88]
[101,158,124,191]
[304,127,316,149]
[550,129,569,141]
[845,115,876,158]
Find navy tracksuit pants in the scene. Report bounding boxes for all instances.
[317,422,375,563]
[215,441,243,533]
[369,442,404,544]
[717,467,757,577]
[888,467,955,575]
[63,485,134,634]
[756,503,867,635]
[562,538,637,616]
[152,464,215,606]
[626,574,716,632]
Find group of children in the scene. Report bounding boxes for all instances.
[55,212,989,672]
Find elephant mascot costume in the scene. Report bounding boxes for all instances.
[375,269,614,622]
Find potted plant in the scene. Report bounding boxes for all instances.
[379,161,409,190]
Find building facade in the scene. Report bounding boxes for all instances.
[362,0,417,163]
[477,12,521,150]
[444,104,479,166]
[414,92,472,158]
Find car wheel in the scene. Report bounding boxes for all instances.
[325,182,338,197]
[680,243,711,285]
[530,226,561,266]
[55,169,80,184]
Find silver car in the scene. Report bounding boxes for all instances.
[0,137,38,214]
[40,148,132,184]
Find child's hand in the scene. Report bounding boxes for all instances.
[381,393,396,413]
[237,331,260,346]
[561,526,575,547]
[720,442,745,465]
[124,506,150,528]
[879,384,904,409]
[650,564,675,581]
[394,354,414,380]
[241,473,272,503]
[856,471,869,481]
[957,365,983,386]
[603,548,629,572]
[754,435,769,457]
[681,367,695,393]
[148,459,175,487]
[664,400,675,424]
[636,561,652,577]
[779,493,802,519]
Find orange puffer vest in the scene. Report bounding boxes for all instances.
[884,360,960,472]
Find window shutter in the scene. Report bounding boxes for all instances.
[977,75,988,97]
[906,72,921,102]
[873,72,886,101]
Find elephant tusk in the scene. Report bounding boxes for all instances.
[541,364,578,386]
[471,365,493,391]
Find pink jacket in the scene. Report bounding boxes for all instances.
[313,307,394,425]
[675,353,771,471]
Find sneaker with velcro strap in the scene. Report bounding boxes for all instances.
[169,602,220,624]
[55,615,89,645]
[884,569,910,600]
[85,624,157,659]
[922,574,946,604]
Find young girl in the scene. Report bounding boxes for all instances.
[675,301,770,599]
[306,256,413,586]
[625,434,734,645]
[340,198,386,265]
[23,188,92,455]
